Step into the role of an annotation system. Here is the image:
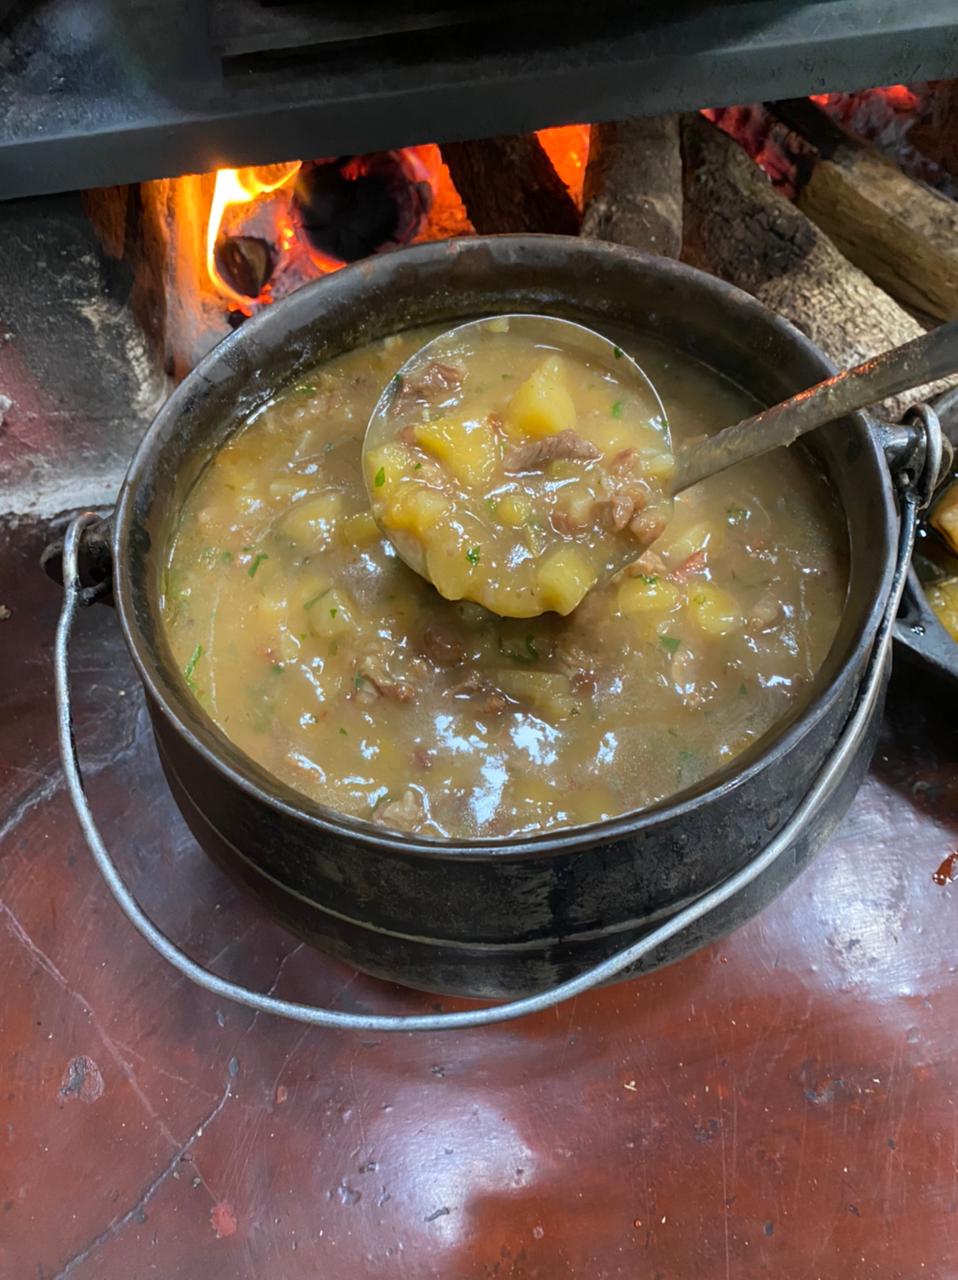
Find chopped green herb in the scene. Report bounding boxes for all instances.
[242,545,253,553]
[613,346,624,360]
[611,400,624,419]
[295,383,317,395]
[271,662,284,674]
[374,466,386,488]
[727,504,749,525]
[297,633,307,642]
[339,727,347,736]
[414,461,423,471]
[248,552,268,578]
[639,574,659,585]
[184,643,203,688]
[329,606,338,618]
[219,549,233,563]
[739,681,748,696]
[466,546,481,566]
[392,373,403,386]
[679,749,697,765]
[660,635,680,655]
[501,372,514,380]
[354,674,365,690]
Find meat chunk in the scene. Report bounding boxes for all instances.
[629,510,668,545]
[669,549,708,583]
[503,429,601,473]
[452,674,510,715]
[623,549,668,578]
[355,652,417,703]
[373,787,426,833]
[396,361,463,410]
[420,623,467,667]
[746,594,785,633]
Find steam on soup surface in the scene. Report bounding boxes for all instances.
[163,326,847,839]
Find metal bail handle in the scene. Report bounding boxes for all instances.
[56,483,917,1032]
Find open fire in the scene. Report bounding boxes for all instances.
[201,128,591,323]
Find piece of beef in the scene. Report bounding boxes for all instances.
[355,652,417,703]
[420,623,467,667]
[395,361,463,411]
[503,429,601,473]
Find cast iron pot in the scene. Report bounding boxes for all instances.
[60,236,914,1003]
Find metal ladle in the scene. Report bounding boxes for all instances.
[364,314,958,611]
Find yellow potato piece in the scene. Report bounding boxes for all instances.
[339,511,381,548]
[506,355,576,439]
[281,491,345,545]
[656,519,723,568]
[384,487,451,537]
[686,584,742,637]
[578,418,636,457]
[414,415,497,485]
[537,545,597,615]
[617,576,683,616]
[496,493,533,528]
[931,482,958,555]
[492,669,577,719]
[927,576,958,642]
[306,587,355,638]
[426,543,473,601]
[365,443,411,498]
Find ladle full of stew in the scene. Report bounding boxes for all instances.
[364,314,958,618]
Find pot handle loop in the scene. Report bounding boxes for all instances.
[56,493,917,1032]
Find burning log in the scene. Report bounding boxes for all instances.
[213,235,274,300]
[581,116,682,256]
[768,97,958,324]
[680,112,954,421]
[909,80,958,182]
[440,134,580,235]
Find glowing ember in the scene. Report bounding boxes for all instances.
[206,161,301,310]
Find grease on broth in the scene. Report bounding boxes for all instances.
[163,327,847,839]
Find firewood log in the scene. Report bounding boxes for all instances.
[581,116,682,256]
[681,113,955,420]
[440,135,580,236]
[769,97,958,324]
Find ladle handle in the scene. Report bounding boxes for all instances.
[673,318,958,494]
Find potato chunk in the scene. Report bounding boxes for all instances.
[617,575,683,616]
[281,491,344,545]
[414,415,497,485]
[306,587,355,638]
[384,487,451,537]
[931,481,958,555]
[506,355,576,439]
[536,545,597,615]
[686,584,742,636]
[492,669,577,719]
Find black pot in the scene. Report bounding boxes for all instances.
[95,237,904,999]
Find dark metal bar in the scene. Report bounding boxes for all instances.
[2,0,957,199]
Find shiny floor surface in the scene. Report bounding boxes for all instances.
[2,517,957,1280]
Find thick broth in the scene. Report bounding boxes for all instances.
[163,328,847,839]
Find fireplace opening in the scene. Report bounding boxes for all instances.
[1,87,956,518]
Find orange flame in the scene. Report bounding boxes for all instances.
[206,161,302,309]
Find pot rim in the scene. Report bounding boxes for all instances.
[112,234,896,861]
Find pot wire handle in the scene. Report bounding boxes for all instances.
[56,496,916,1032]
